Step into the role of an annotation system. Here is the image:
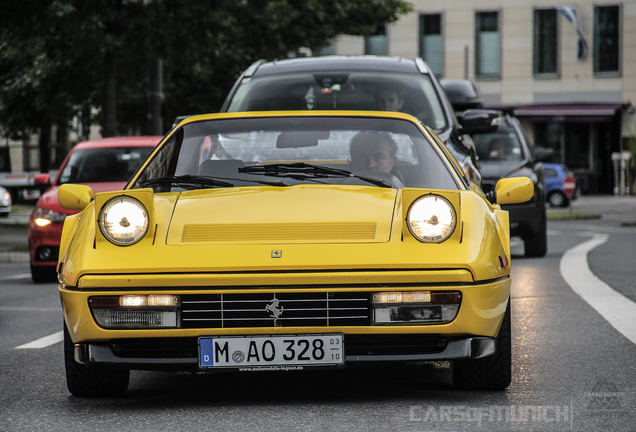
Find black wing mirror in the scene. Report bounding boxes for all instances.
[457,109,499,135]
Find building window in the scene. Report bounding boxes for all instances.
[365,25,387,56]
[419,14,443,77]
[475,11,500,78]
[594,5,620,74]
[534,9,558,76]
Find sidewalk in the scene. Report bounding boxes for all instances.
[0,208,33,226]
[551,194,636,221]
[0,207,31,263]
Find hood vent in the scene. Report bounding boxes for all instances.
[182,222,377,242]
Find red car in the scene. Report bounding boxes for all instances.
[28,137,160,282]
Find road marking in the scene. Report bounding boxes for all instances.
[560,235,636,345]
[14,331,63,349]
[5,274,31,280]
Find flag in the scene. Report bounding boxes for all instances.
[556,6,588,61]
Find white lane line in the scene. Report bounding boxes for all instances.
[5,274,31,280]
[560,235,636,345]
[14,331,63,349]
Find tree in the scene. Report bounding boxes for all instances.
[0,0,412,144]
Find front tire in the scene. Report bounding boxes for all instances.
[64,324,129,397]
[30,263,57,283]
[523,210,547,258]
[452,301,511,390]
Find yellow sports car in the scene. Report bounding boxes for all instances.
[57,111,532,397]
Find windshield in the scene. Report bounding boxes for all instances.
[226,72,448,131]
[58,147,154,184]
[132,116,459,192]
[472,126,525,162]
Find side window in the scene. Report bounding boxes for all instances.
[133,133,179,188]
[544,168,557,177]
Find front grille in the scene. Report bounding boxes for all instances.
[181,292,371,328]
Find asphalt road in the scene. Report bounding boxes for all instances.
[1,197,636,431]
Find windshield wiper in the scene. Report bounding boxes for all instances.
[138,174,290,189]
[138,175,234,189]
[239,163,392,188]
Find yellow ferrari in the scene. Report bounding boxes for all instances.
[57,111,532,396]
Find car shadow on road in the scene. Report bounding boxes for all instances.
[62,361,516,408]
[130,362,454,402]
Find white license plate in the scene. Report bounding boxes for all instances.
[199,334,344,369]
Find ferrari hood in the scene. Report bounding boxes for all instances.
[165,185,398,245]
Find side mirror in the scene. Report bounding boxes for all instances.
[535,148,554,163]
[458,109,499,135]
[486,177,533,205]
[58,184,94,211]
[34,173,51,186]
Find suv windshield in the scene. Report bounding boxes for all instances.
[472,125,525,162]
[132,116,459,192]
[226,72,448,131]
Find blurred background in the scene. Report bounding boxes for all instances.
[1,0,634,203]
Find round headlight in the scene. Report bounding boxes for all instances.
[407,195,457,243]
[99,196,149,246]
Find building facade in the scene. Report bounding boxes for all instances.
[329,0,635,194]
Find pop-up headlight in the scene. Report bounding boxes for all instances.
[372,291,461,325]
[406,195,456,243]
[89,295,180,328]
[98,196,149,246]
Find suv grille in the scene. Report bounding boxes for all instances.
[181,292,371,328]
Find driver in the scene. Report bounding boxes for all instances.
[349,132,397,174]
[375,85,405,112]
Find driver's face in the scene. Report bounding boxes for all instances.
[351,142,395,173]
[376,90,404,112]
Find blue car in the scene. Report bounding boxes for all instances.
[544,163,578,207]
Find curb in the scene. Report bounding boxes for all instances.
[546,211,602,221]
[0,221,28,227]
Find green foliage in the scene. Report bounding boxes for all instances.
[0,0,412,137]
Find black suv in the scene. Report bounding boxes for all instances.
[441,79,550,257]
[221,56,498,188]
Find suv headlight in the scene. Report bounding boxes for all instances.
[406,194,456,243]
[98,196,149,246]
